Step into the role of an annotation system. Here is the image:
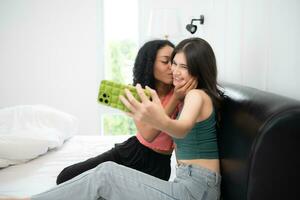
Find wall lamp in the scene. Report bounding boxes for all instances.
[186,15,205,34]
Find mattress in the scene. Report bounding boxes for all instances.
[0,135,176,196]
[0,135,129,196]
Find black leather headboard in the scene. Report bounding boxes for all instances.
[218,82,300,200]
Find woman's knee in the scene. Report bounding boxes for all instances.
[92,161,119,183]
[94,161,117,175]
[100,161,117,168]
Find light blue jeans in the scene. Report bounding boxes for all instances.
[32,161,221,200]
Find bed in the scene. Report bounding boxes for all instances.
[0,135,176,196]
[0,135,120,195]
[0,105,176,196]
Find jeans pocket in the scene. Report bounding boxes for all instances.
[206,180,220,200]
[185,179,209,200]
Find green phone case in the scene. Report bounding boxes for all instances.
[98,80,151,112]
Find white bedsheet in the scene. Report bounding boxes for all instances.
[0,135,129,196]
[0,135,176,196]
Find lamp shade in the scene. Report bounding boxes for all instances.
[147,8,182,40]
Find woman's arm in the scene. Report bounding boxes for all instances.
[133,94,179,142]
[163,90,204,138]
[132,79,197,142]
[120,85,204,139]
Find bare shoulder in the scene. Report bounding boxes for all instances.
[185,89,209,101]
[185,89,213,120]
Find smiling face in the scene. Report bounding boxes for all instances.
[171,52,193,87]
[153,45,174,85]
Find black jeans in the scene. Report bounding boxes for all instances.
[56,136,172,184]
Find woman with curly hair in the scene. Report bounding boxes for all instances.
[2,37,222,200]
[55,39,196,184]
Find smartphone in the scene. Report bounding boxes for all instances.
[98,80,150,112]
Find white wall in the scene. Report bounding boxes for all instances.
[139,0,300,100]
[1,0,299,135]
[0,0,104,134]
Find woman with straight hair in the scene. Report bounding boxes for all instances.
[2,37,223,200]
[56,39,196,184]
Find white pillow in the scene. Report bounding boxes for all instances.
[0,105,78,168]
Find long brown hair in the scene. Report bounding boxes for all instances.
[171,37,223,110]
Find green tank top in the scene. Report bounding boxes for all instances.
[173,109,219,159]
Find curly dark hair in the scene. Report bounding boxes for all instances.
[133,40,175,89]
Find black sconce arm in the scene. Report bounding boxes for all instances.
[190,15,204,25]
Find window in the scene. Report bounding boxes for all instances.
[102,0,138,135]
